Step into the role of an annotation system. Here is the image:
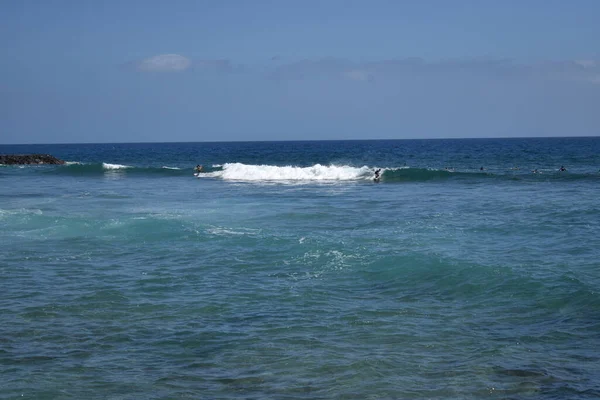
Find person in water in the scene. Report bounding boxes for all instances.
[374,169,381,180]
[559,165,566,172]
[195,165,203,173]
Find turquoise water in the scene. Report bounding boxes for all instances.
[1,138,599,399]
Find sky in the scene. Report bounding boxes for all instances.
[1,0,599,144]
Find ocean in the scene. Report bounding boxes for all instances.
[1,137,599,399]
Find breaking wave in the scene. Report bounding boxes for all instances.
[14,162,598,182]
[102,163,131,170]
[200,163,373,181]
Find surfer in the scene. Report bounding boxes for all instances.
[374,168,381,181]
[194,165,203,173]
[559,165,566,172]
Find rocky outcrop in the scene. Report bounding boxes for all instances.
[0,154,65,165]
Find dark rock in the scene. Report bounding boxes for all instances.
[0,154,66,165]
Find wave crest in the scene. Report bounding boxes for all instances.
[203,163,373,181]
[28,162,600,183]
[103,163,131,170]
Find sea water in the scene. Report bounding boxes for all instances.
[1,138,599,399]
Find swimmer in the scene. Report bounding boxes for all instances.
[559,165,566,172]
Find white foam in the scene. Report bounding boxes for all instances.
[161,166,181,170]
[206,226,261,236]
[65,161,82,165]
[102,163,131,170]
[203,163,373,181]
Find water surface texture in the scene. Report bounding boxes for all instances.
[1,138,599,399]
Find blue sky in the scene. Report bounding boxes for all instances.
[1,0,599,143]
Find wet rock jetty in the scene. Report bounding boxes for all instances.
[0,154,65,165]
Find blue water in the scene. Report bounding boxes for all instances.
[1,138,599,399]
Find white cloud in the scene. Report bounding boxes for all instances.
[126,54,600,86]
[269,57,600,86]
[136,54,192,72]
